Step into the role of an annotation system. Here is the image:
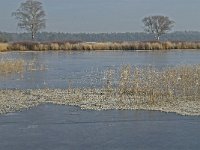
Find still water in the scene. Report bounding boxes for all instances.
[1,50,200,89]
[1,51,200,150]
[0,104,200,150]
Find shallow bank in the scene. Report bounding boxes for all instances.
[0,89,200,116]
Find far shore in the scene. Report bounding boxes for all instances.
[1,41,200,51]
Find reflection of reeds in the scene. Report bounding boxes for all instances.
[3,41,200,51]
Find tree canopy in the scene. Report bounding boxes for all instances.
[142,15,175,40]
[12,0,46,40]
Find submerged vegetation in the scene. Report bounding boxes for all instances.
[1,65,200,115]
[1,41,200,51]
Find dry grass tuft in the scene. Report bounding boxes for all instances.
[0,59,25,74]
[102,65,200,106]
[0,43,9,51]
[0,59,47,75]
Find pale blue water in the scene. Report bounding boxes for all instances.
[0,104,199,150]
[1,50,200,89]
[1,51,200,150]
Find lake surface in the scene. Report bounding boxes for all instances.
[1,50,200,89]
[0,104,200,150]
[1,51,200,150]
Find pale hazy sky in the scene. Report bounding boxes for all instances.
[0,0,199,33]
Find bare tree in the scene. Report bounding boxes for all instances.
[142,15,175,41]
[12,0,46,40]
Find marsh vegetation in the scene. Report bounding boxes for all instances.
[0,43,8,51]
[0,58,47,76]
[0,59,25,74]
[1,41,200,52]
[1,64,200,115]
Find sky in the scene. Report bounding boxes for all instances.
[0,0,200,33]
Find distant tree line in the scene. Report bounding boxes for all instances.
[11,0,176,41]
[0,36,8,42]
[1,31,200,42]
[8,0,176,42]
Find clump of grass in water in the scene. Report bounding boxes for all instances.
[0,59,47,77]
[104,68,115,92]
[126,65,200,104]
[0,59,25,74]
[119,65,131,95]
[101,65,200,106]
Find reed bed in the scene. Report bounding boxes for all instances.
[2,41,200,51]
[1,65,200,115]
[0,43,9,51]
[0,59,25,74]
[0,59,47,75]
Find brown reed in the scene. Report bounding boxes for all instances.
[102,65,200,106]
[2,41,200,51]
[0,59,25,74]
[0,43,9,51]
[0,59,47,75]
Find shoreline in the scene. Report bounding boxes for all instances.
[1,41,200,52]
[1,88,200,116]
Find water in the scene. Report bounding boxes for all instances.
[0,104,200,150]
[1,50,200,89]
[1,51,200,149]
